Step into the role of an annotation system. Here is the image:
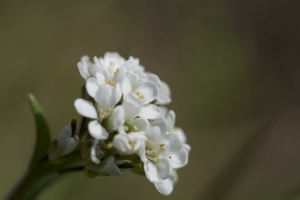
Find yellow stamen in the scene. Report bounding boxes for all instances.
[159,143,166,150]
[173,127,179,132]
[106,143,113,149]
[129,142,135,148]
[146,148,158,155]
[114,68,120,76]
[135,92,144,99]
[132,126,137,131]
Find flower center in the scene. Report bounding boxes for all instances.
[135,92,144,99]
[144,141,166,162]
[159,143,166,150]
[123,120,138,134]
[114,68,120,76]
[99,108,113,119]
[105,79,116,86]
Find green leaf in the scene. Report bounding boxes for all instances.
[28,94,51,171]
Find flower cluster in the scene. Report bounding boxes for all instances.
[50,52,190,195]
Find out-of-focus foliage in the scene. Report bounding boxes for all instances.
[0,0,300,200]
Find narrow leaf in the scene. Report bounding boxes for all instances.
[28,94,51,171]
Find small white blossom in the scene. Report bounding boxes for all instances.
[77,56,93,80]
[85,53,131,97]
[154,170,178,195]
[156,81,171,105]
[74,84,125,163]
[160,107,191,168]
[48,125,79,161]
[140,119,182,183]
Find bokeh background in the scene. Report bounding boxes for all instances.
[1,0,300,199]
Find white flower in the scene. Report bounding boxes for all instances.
[112,94,151,155]
[140,119,182,183]
[74,84,125,163]
[156,81,171,105]
[74,52,189,195]
[161,107,191,168]
[130,80,161,119]
[86,53,131,97]
[48,125,79,161]
[123,57,146,79]
[112,131,147,155]
[154,170,178,195]
[77,56,93,80]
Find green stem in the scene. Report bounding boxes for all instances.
[7,155,84,200]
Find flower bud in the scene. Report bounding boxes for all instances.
[48,125,79,162]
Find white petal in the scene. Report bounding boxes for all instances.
[148,118,169,138]
[175,127,187,144]
[122,59,139,71]
[139,104,161,119]
[139,141,147,162]
[57,125,72,140]
[144,160,161,183]
[86,78,99,98]
[49,137,77,161]
[154,179,174,196]
[77,64,88,80]
[166,110,176,132]
[122,102,141,120]
[156,94,172,105]
[131,79,144,91]
[154,157,172,180]
[146,73,161,87]
[107,106,125,131]
[128,70,140,83]
[95,72,105,86]
[124,92,142,107]
[74,99,97,119]
[163,133,182,155]
[172,147,189,168]
[154,170,177,196]
[156,81,171,105]
[184,144,191,151]
[77,56,92,80]
[91,139,100,164]
[87,156,123,176]
[117,74,132,97]
[95,84,114,110]
[133,81,159,105]
[114,83,122,105]
[159,81,171,97]
[88,120,109,140]
[131,118,150,132]
[133,139,142,152]
[112,134,132,155]
[89,64,101,78]
[159,106,168,118]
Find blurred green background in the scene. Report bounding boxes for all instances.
[1,0,300,199]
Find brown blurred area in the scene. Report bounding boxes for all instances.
[1,0,300,199]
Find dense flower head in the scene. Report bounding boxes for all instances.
[50,52,190,195]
